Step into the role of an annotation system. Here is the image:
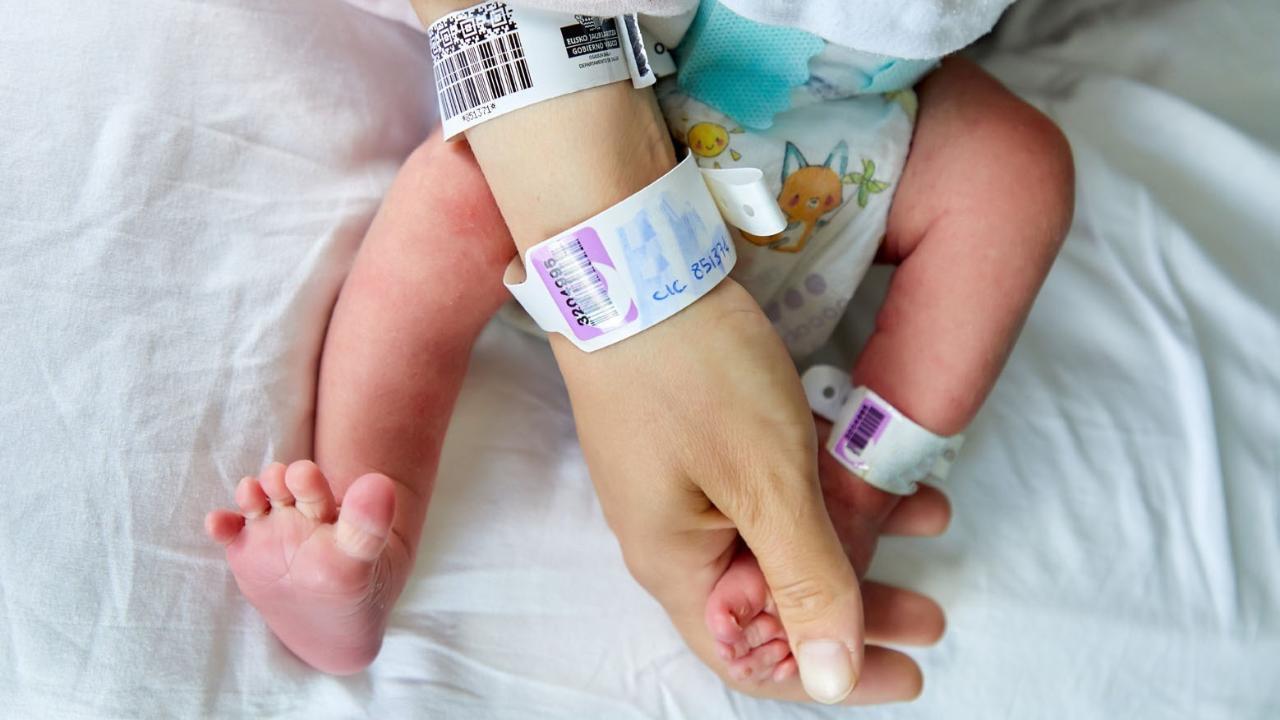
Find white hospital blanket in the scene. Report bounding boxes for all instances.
[344,0,1014,60]
[0,0,1277,718]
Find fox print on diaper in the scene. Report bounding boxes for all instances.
[742,141,850,254]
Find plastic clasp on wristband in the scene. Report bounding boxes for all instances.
[505,154,785,352]
[802,365,965,495]
[429,3,669,139]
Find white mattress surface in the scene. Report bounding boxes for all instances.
[1,0,1277,718]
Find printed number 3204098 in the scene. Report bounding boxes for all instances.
[542,257,596,327]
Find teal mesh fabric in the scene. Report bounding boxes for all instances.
[859,57,937,93]
[674,1,825,130]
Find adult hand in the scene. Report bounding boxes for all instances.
[562,280,948,704]
[403,2,948,702]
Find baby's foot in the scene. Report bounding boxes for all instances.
[706,552,797,684]
[705,441,927,686]
[204,460,407,674]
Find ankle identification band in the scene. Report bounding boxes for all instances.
[505,154,786,352]
[428,3,671,139]
[802,365,965,495]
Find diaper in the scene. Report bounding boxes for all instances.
[673,0,936,130]
[481,0,930,358]
[658,84,917,358]
[653,1,930,358]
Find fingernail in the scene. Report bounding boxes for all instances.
[796,640,855,704]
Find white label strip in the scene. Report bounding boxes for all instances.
[429,2,633,139]
[506,155,742,352]
[503,156,787,352]
[802,366,965,495]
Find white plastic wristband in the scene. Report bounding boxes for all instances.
[429,3,669,139]
[801,365,965,495]
[505,154,785,352]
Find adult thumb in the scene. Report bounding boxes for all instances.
[726,480,864,704]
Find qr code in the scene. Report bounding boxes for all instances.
[428,1,519,62]
[428,1,534,120]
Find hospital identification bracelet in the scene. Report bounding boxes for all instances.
[505,154,786,352]
[802,365,965,495]
[428,2,674,139]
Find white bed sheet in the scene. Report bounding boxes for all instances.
[0,0,1276,718]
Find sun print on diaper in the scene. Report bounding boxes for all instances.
[679,118,745,168]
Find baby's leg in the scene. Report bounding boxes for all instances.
[205,132,513,673]
[314,132,513,558]
[859,56,1074,432]
[706,56,1074,683]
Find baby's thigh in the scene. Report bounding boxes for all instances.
[885,57,1074,262]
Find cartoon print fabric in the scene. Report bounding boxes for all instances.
[659,81,916,358]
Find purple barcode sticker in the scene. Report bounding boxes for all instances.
[528,226,639,342]
[833,396,892,468]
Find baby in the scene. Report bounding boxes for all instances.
[205,0,1073,698]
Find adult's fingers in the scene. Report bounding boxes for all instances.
[748,645,925,705]
[882,483,952,536]
[863,581,946,646]
[665,596,928,706]
[843,646,924,705]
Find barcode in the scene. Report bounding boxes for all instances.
[434,32,533,121]
[843,402,888,454]
[429,2,519,61]
[551,238,621,328]
[428,2,533,121]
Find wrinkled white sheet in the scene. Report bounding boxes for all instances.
[1,0,1277,718]
[343,0,1014,60]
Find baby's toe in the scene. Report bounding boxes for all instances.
[742,613,786,650]
[285,460,337,523]
[258,462,294,508]
[334,473,396,562]
[728,639,792,685]
[705,551,772,655]
[234,475,270,518]
[204,510,245,544]
[706,608,748,658]
[771,656,798,682]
